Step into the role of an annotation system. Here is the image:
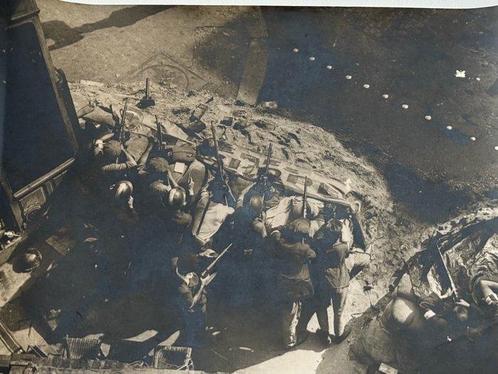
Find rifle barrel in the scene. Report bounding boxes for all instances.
[434,239,459,300]
[201,243,233,278]
[264,143,273,176]
[210,124,235,205]
[303,176,308,218]
[155,115,163,150]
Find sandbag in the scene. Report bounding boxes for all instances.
[265,196,322,230]
[169,144,197,164]
[354,316,397,365]
[191,190,234,245]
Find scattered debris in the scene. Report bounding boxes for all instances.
[455,70,466,78]
[137,78,155,109]
[261,101,278,110]
[232,109,248,119]
[238,347,254,352]
[220,117,233,127]
[233,118,248,130]
[287,132,302,146]
[79,80,104,87]
[190,103,208,122]
[378,362,398,374]
[172,106,190,116]
[363,284,374,292]
[253,119,274,130]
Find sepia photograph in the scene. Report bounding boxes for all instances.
[0,1,498,372]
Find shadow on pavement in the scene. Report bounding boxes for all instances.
[42,6,169,50]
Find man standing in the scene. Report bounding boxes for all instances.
[298,218,352,346]
[271,218,316,348]
[227,194,269,305]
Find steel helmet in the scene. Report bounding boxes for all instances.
[111,180,133,203]
[288,218,311,237]
[148,157,169,174]
[102,140,122,160]
[248,194,264,213]
[165,187,187,208]
[15,248,42,273]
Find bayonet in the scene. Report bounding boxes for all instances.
[210,123,235,205]
[116,98,129,144]
[201,243,233,279]
[302,176,308,219]
[155,115,163,151]
[433,233,460,301]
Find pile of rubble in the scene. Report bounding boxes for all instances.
[69,79,498,370]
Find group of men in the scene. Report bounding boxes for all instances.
[80,103,371,351]
[231,185,370,348]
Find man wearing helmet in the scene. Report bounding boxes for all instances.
[173,251,212,348]
[270,217,316,348]
[145,157,194,234]
[97,140,137,184]
[225,194,269,305]
[297,217,353,346]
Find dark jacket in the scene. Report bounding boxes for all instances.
[313,224,350,290]
[272,231,316,301]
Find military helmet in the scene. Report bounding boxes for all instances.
[111,180,133,202]
[326,217,343,232]
[148,157,169,174]
[102,140,122,159]
[248,194,264,213]
[15,248,42,273]
[287,218,311,236]
[165,187,187,208]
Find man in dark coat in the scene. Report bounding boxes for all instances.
[298,218,352,346]
[271,217,316,348]
[223,194,269,305]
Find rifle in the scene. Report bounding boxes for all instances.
[302,176,308,219]
[155,115,163,151]
[115,98,129,144]
[431,233,460,301]
[201,243,233,279]
[259,143,273,212]
[262,143,273,185]
[210,124,235,205]
[190,243,233,309]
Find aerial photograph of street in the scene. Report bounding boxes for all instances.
[1,1,498,373]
